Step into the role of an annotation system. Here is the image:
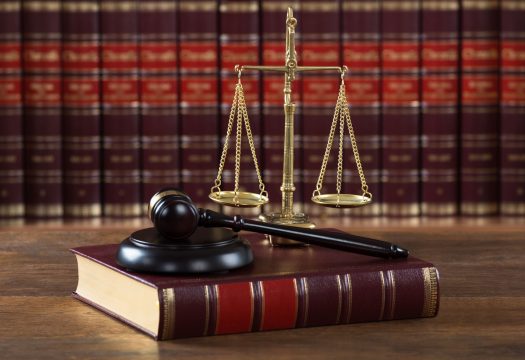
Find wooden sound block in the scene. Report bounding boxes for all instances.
[116,227,253,274]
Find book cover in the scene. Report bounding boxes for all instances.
[179,0,220,210]
[500,0,525,216]
[100,0,142,217]
[300,0,341,217]
[139,1,179,213]
[380,0,421,217]
[219,0,262,217]
[72,233,440,340]
[421,0,459,216]
[22,0,63,218]
[342,0,382,217]
[261,0,302,215]
[460,0,500,215]
[62,0,102,218]
[0,1,24,219]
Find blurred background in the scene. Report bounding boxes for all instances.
[0,0,524,225]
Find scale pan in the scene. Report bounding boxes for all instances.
[311,193,372,208]
[209,191,269,208]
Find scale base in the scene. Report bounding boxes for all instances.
[116,227,253,274]
[259,212,315,246]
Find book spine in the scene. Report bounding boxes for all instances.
[0,1,24,219]
[100,0,142,217]
[158,266,440,340]
[62,0,101,218]
[380,0,421,217]
[460,0,500,215]
[300,0,341,217]
[421,0,459,216]
[179,0,219,209]
[139,1,179,213]
[22,0,63,218]
[342,0,382,217]
[261,0,301,215]
[219,0,261,217]
[500,0,525,216]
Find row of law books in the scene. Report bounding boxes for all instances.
[0,0,524,220]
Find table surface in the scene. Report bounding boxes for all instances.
[1,218,524,359]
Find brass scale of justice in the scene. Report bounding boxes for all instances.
[208,8,372,244]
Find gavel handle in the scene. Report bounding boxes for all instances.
[199,209,408,259]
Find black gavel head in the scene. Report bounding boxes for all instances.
[148,189,200,240]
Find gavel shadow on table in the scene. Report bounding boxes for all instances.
[116,189,409,274]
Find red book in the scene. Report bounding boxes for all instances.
[500,0,525,216]
[460,0,500,215]
[300,0,341,217]
[138,1,179,211]
[421,1,459,216]
[101,0,142,217]
[62,0,102,218]
[22,0,63,218]
[343,0,382,217]
[381,0,421,217]
[72,233,440,340]
[0,1,24,219]
[219,0,262,217]
[179,0,220,210]
[261,1,302,215]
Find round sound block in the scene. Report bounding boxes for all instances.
[116,227,253,274]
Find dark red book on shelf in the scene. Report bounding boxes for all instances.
[179,0,220,210]
[219,0,262,217]
[380,0,421,217]
[0,1,24,219]
[261,1,302,215]
[62,0,101,218]
[138,1,179,213]
[460,0,500,215]
[22,0,63,218]
[343,0,382,217]
[72,233,440,340]
[421,1,459,216]
[100,0,142,217]
[500,0,525,216]
[300,0,341,217]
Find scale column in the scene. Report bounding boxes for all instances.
[281,72,295,218]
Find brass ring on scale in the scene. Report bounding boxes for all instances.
[208,65,269,208]
[311,67,373,209]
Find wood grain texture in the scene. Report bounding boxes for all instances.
[1,220,524,359]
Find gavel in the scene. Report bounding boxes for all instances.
[149,189,408,259]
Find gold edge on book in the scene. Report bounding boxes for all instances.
[292,278,299,327]
[161,288,175,340]
[388,270,397,320]
[346,274,353,323]
[259,281,266,331]
[203,285,210,336]
[336,275,343,325]
[422,267,439,317]
[214,284,220,335]
[379,271,386,321]
[249,282,255,332]
[303,278,309,327]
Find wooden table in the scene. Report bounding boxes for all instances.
[1,219,524,359]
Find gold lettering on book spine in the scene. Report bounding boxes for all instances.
[388,270,396,320]
[23,1,60,12]
[422,267,439,318]
[161,288,175,340]
[248,282,255,331]
[0,2,20,12]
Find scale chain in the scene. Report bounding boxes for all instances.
[313,77,372,202]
